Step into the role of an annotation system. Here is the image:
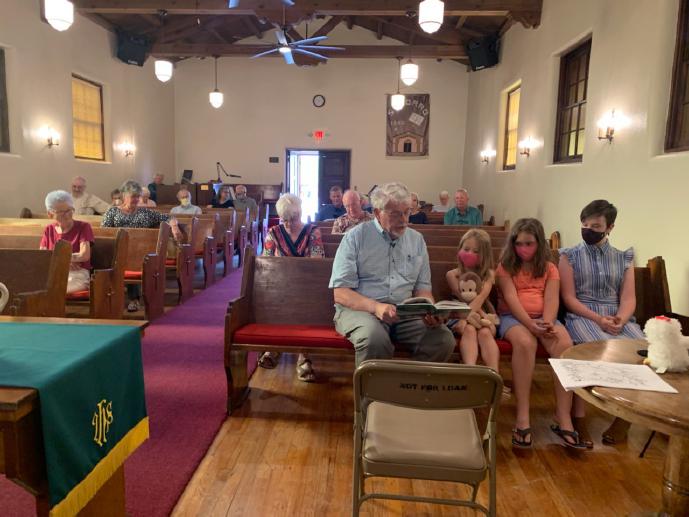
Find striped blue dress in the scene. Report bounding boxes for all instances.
[559,241,645,343]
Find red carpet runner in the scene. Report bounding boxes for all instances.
[1,268,253,516]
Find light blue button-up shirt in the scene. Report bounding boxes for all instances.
[328,219,431,304]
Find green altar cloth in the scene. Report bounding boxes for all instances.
[0,323,148,516]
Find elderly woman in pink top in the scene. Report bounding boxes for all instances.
[40,190,95,294]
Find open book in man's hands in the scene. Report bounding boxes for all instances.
[395,297,471,318]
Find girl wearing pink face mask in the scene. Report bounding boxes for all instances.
[446,229,500,372]
[496,218,584,451]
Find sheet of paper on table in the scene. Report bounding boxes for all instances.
[549,359,679,393]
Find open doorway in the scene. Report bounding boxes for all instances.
[286,149,351,222]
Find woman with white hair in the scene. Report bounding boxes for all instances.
[40,190,94,294]
[139,187,157,208]
[260,193,324,381]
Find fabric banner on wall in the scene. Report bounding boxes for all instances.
[386,94,430,157]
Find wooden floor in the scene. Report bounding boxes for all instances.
[172,355,666,516]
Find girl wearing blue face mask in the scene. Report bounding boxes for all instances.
[558,199,644,448]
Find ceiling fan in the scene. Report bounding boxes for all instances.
[228,0,294,7]
[251,29,344,65]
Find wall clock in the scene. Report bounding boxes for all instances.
[312,94,326,108]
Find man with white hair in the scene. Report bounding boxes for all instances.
[70,176,110,215]
[329,182,455,366]
[444,188,483,225]
[431,190,451,213]
[332,190,374,234]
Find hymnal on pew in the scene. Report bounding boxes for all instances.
[549,359,679,393]
[396,297,471,318]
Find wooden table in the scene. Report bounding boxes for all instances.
[563,339,689,516]
[0,317,147,516]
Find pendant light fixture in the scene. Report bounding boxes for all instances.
[154,60,173,82]
[209,57,224,109]
[154,10,173,83]
[400,60,419,86]
[390,58,405,111]
[44,0,74,32]
[418,0,444,34]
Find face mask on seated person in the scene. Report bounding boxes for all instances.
[581,227,606,245]
[515,243,537,262]
[180,198,191,207]
[458,250,480,269]
[236,193,247,200]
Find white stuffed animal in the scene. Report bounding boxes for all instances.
[0,282,8,313]
[643,315,689,374]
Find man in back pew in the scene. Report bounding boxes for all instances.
[444,188,483,226]
[171,189,202,216]
[70,176,110,215]
[331,190,373,234]
[39,190,94,293]
[329,182,455,366]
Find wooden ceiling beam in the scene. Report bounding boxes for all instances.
[150,43,467,58]
[241,15,265,39]
[311,15,343,38]
[376,21,384,40]
[74,1,542,26]
[371,16,466,46]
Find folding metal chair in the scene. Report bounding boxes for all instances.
[352,360,502,516]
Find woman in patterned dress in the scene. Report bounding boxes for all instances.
[260,193,324,382]
[102,180,183,312]
[559,200,644,447]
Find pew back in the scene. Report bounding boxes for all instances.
[0,240,71,316]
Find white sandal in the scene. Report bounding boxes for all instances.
[296,355,316,383]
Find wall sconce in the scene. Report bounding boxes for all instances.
[518,137,536,157]
[480,149,496,163]
[40,126,60,148]
[120,142,136,157]
[597,109,630,143]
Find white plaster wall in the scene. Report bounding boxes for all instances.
[0,0,175,216]
[462,0,689,313]
[173,24,469,204]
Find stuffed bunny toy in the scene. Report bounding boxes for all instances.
[0,283,8,313]
[643,315,689,374]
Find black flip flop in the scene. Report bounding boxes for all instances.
[512,427,532,448]
[550,424,587,450]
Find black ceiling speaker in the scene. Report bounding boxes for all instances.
[465,35,500,72]
[116,31,150,67]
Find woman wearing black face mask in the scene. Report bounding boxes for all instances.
[558,199,645,448]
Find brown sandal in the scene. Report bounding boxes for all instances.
[602,417,631,445]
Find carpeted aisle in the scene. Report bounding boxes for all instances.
[0,267,251,516]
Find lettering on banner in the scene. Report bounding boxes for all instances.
[92,399,114,447]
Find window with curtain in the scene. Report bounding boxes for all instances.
[666,0,689,151]
[0,48,9,153]
[554,39,591,163]
[503,85,520,170]
[72,75,104,160]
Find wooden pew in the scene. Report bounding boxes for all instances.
[165,217,196,303]
[234,207,257,266]
[0,240,70,317]
[203,208,237,276]
[321,231,509,248]
[174,214,217,288]
[0,229,131,319]
[0,221,170,320]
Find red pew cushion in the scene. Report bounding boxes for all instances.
[165,258,176,266]
[234,324,352,350]
[66,290,89,301]
[124,270,142,280]
[496,338,550,358]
